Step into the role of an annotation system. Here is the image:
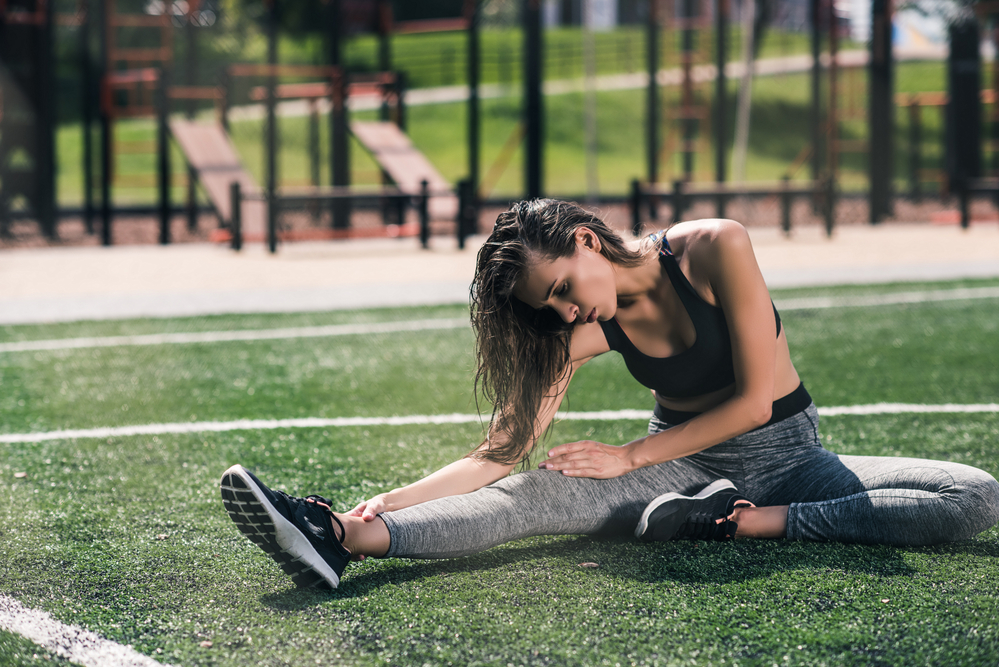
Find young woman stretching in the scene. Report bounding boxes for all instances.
[220,199,999,590]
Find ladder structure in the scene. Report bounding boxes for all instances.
[659,0,714,184]
[0,0,56,237]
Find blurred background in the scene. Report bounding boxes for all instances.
[0,0,995,250]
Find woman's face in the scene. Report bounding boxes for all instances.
[513,230,618,325]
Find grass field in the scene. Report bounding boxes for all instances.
[1,278,998,666]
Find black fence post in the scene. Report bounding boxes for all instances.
[230,181,242,251]
[959,179,970,230]
[908,100,922,202]
[672,179,685,223]
[158,69,171,245]
[630,179,642,237]
[419,179,430,249]
[309,101,321,223]
[457,178,473,249]
[823,175,836,237]
[780,175,792,236]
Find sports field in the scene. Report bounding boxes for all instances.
[1,278,998,667]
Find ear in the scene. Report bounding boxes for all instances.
[574,227,603,254]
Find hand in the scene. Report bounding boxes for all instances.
[538,440,636,479]
[347,493,389,522]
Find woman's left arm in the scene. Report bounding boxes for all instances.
[541,220,778,478]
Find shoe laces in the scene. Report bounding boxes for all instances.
[274,490,346,544]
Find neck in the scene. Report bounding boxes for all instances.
[613,252,663,301]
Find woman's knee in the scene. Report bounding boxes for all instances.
[952,467,999,539]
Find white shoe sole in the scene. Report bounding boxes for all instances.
[634,478,736,539]
[220,464,341,589]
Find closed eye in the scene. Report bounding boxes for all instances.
[554,282,569,298]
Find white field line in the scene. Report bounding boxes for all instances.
[0,593,168,667]
[0,318,469,354]
[2,286,998,355]
[2,404,998,445]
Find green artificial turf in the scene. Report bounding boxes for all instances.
[1,279,998,666]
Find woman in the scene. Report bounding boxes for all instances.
[220,199,999,590]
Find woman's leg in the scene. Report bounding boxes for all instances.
[738,406,999,545]
[374,457,719,559]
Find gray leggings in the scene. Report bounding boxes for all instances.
[380,404,999,558]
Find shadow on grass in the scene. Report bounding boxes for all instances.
[256,533,997,610]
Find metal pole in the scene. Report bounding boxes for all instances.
[630,178,643,236]
[185,0,199,232]
[827,0,838,223]
[158,69,171,244]
[681,0,695,181]
[809,0,822,187]
[419,179,430,249]
[378,0,392,121]
[523,0,543,199]
[780,174,791,235]
[868,0,893,223]
[82,0,95,234]
[646,0,659,189]
[265,0,277,253]
[714,0,728,218]
[230,180,242,251]
[329,0,350,229]
[468,0,480,212]
[99,0,112,246]
[908,100,921,202]
[38,0,56,238]
[309,101,320,223]
[672,179,685,222]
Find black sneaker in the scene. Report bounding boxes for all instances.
[635,479,752,542]
[220,464,350,589]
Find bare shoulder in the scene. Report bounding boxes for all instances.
[666,219,753,280]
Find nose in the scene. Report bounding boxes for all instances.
[558,304,579,323]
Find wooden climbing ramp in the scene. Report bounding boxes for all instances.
[350,121,458,220]
[169,120,266,239]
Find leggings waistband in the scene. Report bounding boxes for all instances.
[653,382,812,429]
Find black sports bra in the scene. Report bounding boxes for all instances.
[598,235,781,399]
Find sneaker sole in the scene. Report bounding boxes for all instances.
[220,464,340,589]
[634,478,736,541]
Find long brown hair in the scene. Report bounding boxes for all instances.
[469,199,645,465]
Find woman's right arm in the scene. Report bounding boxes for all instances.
[348,331,605,521]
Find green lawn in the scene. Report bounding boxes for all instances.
[1,278,998,666]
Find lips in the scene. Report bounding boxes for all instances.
[585,308,597,324]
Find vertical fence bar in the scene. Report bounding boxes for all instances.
[781,175,792,236]
[185,4,198,233]
[467,0,480,206]
[266,0,277,253]
[457,178,472,250]
[523,0,543,199]
[309,101,320,223]
[82,0,95,235]
[631,178,643,237]
[959,181,970,229]
[908,99,922,201]
[672,179,685,222]
[419,179,430,249]
[646,0,659,218]
[158,69,171,245]
[823,175,835,237]
[99,0,112,246]
[229,181,242,251]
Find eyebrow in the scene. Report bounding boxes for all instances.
[544,279,557,301]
